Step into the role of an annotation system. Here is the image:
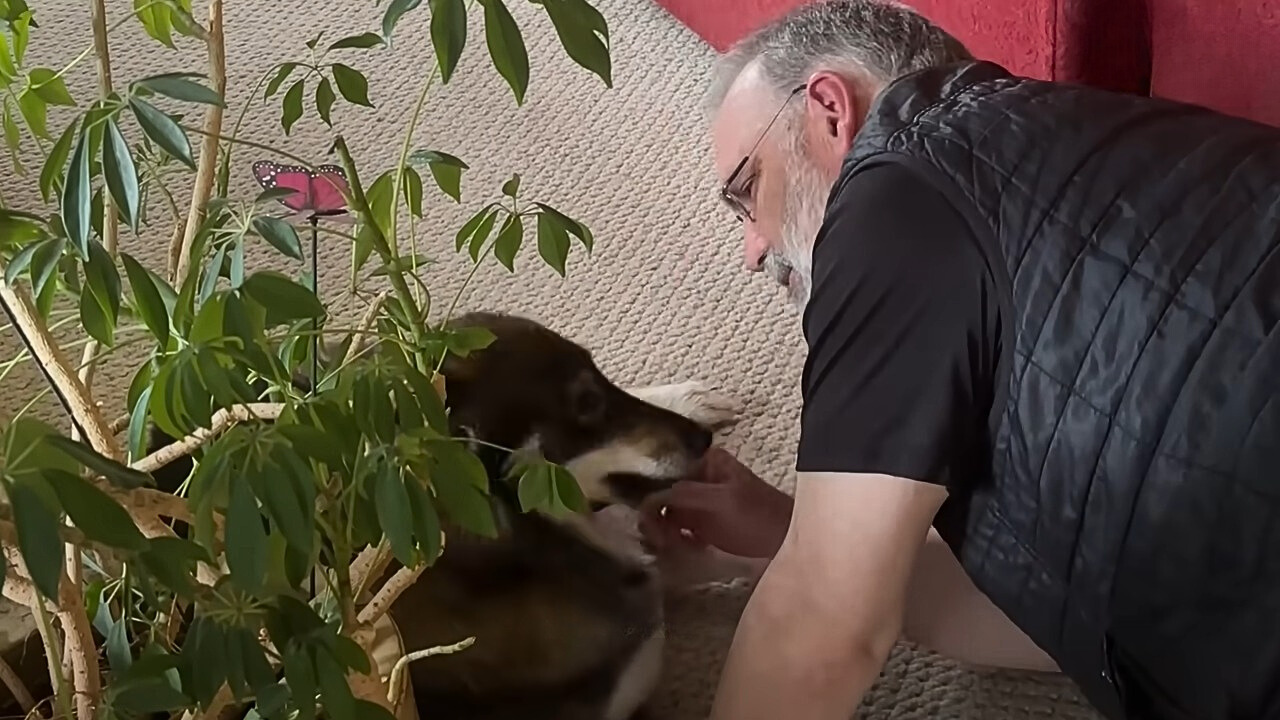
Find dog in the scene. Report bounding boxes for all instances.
[132,310,742,720]
[378,311,741,720]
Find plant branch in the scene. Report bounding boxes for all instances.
[355,563,425,627]
[0,277,121,462]
[131,402,284,473]
[171,0,225,286]
[386,637,475,705]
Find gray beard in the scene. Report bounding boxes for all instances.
[763,148,828,313]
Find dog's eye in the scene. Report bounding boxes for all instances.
[570,382,605,423]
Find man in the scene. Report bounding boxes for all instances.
[638,1,1280,719]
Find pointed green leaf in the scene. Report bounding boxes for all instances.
[121,252,170,348]
[401,166,423,218]
[28,67,76,106]
[381,0,423,40]
[29,236,63,299]
[467,206,499,261]
[328,32,385,50]
[225,477,268,594]
[41,434,153,490]
[501,172,520,197]
[39,119,76,203]
[61,129,92,257]
[9,478,63,601]
[429,0,467,83]
[493,212,522,271]
[103,117,142,230]
[480,0,529,105]
[252,216,304,261]
[240,271,326,326]
[263,62,297,98]
[405,475,442,564]
[136,73,225,107]
[374,463,416,566]
[534,0,611,88]
[46,470,148,551]
[551,464,587,513]
[536,211,570,276]
[408,149,468,202]
[315,77,335,126]
[516,462,552,512]
[331,63,373,107]
[17,87,48,139]
[280,79,305,134]
[534,202,593,251]
[129,97,196,169]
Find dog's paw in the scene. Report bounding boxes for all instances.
[627,382,744,431]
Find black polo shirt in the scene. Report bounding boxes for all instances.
[795,158,1003,492]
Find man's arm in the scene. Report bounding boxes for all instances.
[709,471,946,720]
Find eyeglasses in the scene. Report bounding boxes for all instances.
[719,83,808,223]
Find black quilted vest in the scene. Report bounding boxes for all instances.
[839,61,1280,720]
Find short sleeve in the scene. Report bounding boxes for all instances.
[795,159,1002,490]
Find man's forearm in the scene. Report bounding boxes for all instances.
[709,561,892,720]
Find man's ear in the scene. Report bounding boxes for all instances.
[803,69,864,151]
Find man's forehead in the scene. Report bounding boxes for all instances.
[710,67,778,179]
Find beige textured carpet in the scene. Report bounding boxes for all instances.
[1,0,1102,717]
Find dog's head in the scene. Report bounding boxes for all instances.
[438,312,712,510]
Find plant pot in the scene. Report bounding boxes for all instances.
[367,613,420,720]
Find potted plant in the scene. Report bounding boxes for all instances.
[0,0,612,718]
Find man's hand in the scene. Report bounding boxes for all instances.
[637,447,794,559]
[708,470,948,720]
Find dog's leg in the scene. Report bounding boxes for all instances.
[625,382,743,431]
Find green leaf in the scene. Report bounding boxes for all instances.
[331,63,373,108]
[536,202,593,251]
[374,463,416,566]
[0,31,15,82]
[405,475,442,564]
[8,478,63,601]
[552,464,587,513]
[28,67,76,106]
[315,648,356,720]
[444,325,496,356]
[39,119,76,203]
[61,126,92,257]
[263,62,297,98]
[493,212,523,271]
[28,236,64,298]
[534,0,612,88]
[381,0,423,40]
[103,117,142,230]
[281,645,317,720]
[181,616,228,709]
[134,0,176,47]
[136,72,225,107]
[81,240,122,345]
[453,204,494,252]
[401,166,423,218]
[466,206,499,261]
[0,553,6,598]
[253,452,313,564]
[280,79,305,134]
[106,614,133,673]
[428,440,496,537]
[229,236,245,288]
[252,216,304,261]
[536,210,571,276]
[225,476,268,594]
[122,252,170,347]
[1,102,22,173]
[401,366,448,432]
[129,97,196,169]
[408,149,468,202]
[516,462,552,512]
[127,385,152,463]
[329,32,385,50]
[241,271,326,327]
[41,434,153,490]
[429,0,467,83]
[46,469,148,551]
[480,0,529,105]
[315,77,335,126]
[501,172,520,197]
[17,86,48,139]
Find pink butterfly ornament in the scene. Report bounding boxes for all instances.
[252,160,356,225]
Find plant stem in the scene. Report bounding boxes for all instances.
[171,0,225,286]
[387,70,438,265]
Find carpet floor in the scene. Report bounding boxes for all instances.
[1,0,1101,717]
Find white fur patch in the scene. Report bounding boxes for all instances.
[604,624,665,720]
[564,441,682,503]
[625,381,744,430]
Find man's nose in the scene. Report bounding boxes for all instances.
[743,223,768,272]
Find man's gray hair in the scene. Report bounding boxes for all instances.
[705,0,972,114]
